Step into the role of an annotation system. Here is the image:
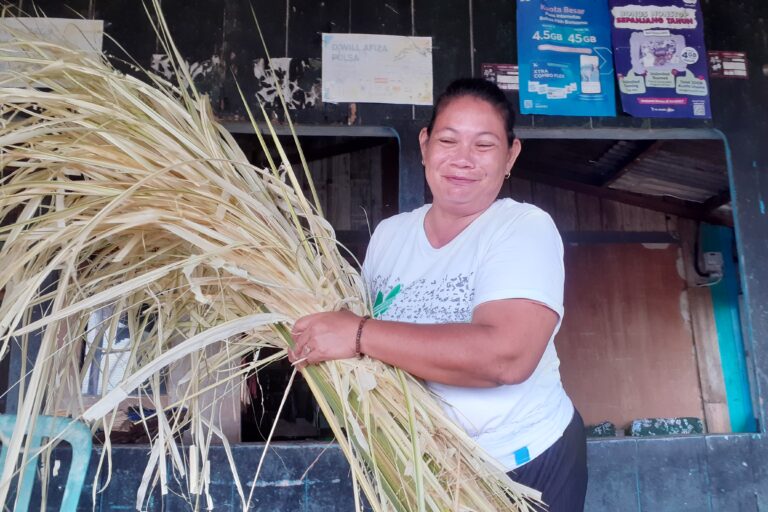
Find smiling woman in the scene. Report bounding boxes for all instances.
[419,87,521,247]
[289,78,588,511]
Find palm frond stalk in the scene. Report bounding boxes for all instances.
[0,10,538,511]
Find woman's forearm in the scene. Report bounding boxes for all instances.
[360,319,518,387]
[290,300,558,387]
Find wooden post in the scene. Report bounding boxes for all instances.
[678,218,731,433]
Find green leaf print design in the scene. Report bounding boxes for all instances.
[372,284,401,318]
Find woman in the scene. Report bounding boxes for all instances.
[289,78,587,511]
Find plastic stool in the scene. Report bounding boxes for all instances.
[0,415,92,511]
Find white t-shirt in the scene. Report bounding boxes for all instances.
[362,198,573,470]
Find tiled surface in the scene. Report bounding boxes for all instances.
[706,435,759,512]
[585,439,640,512]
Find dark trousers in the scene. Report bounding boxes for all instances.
[507,410,588,512]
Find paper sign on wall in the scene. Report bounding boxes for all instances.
[482,64,520,91]
[610,0,711,118]
[0,18,103,87]
[708,51,748,79]
[321,33,433,105]
[517,0,616,117]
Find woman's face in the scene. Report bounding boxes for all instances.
[419,95,521,218]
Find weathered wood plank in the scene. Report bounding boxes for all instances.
[678,218,731,433]
[505,177,533,203]
[576,192,603,231]
[349,146,383,230]
[325,153,351,230]
[554,187,577,232]
[531,182,558,220]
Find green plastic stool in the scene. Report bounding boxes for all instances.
[0,415,92,511]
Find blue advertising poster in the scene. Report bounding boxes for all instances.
[610,0,711,118]
[517,0,616,117]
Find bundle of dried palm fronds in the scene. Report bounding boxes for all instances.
[0,6,537,511]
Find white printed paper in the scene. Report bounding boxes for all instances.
[0,18,103,82]
[321,33,433,105]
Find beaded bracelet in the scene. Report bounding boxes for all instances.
[355,315,371,359]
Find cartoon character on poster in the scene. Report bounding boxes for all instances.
[610,0,711,118]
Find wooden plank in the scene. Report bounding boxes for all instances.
[521,181,668,232]
[666,214,679,234]
[684,287,728,403]
[704,402,732,434]
[554,187,577,232]
[678,219,731,433]
[557,244,705,429]
[319,156,331,217]
[638,207,670,232]
[576,192,603,231]
[308,159,327,213]
[600,199,624,231]
[563,232,675,244]
[326,153,351,230]
[603,201,669,231]
[369,145,384,228]
[531,182,558,221]
[349,146,381,231]
[302,138,388,164]
[517,169,733,226]
[505,177,533,203]
[504,177,675,232]
[380,139,400,220]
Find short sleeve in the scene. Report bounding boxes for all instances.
[361,223,381,286]
[472,209,565,319]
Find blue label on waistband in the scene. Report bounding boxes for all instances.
[513,446,531,466]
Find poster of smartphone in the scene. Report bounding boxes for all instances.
[580,55,602,93]
[517,0,616,116]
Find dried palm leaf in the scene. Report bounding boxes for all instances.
[0,5,538,511]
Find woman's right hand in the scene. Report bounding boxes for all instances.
[288,310,364,367]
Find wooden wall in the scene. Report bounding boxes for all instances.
[557,244,704,430]
[500,176,729,433]
[505,176,671,233]
[308,147,384,232]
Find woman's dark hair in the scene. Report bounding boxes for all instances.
[426,78,517,145]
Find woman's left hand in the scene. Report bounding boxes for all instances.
[288,310,363,367]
